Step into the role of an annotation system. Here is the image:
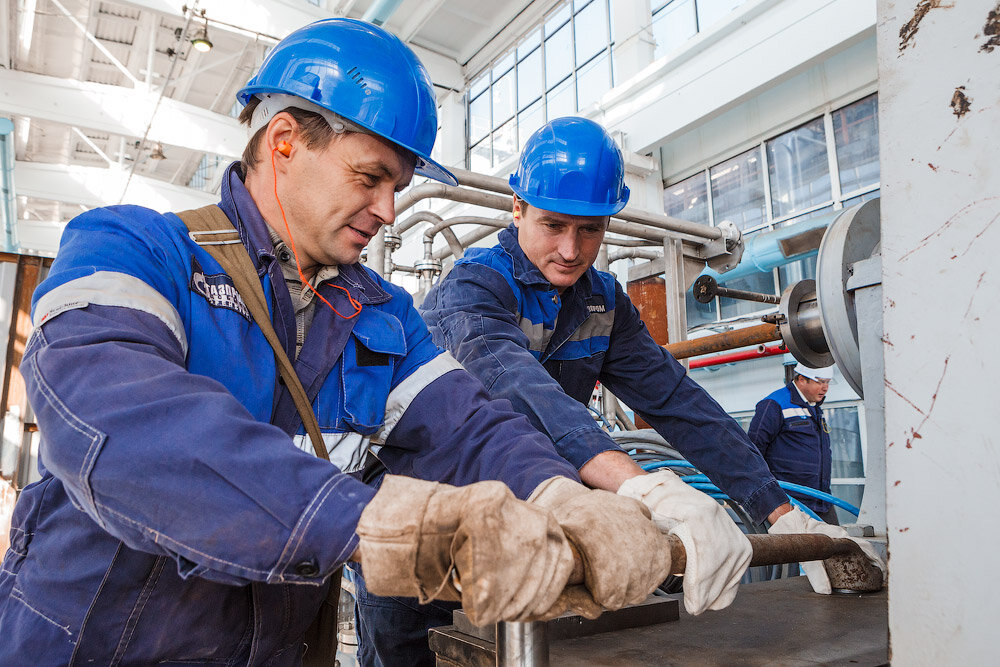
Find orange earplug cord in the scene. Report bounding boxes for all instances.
[271,143,362,320]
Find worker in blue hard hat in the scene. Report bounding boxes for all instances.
[417,116,886,641]
[0,23,677,665]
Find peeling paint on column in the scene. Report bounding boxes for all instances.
[898,0,951,52]
[980,4,1000,52]
[950,86,971,117]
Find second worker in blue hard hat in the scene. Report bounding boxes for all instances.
[418,116,886,634]
[0,25,681,665]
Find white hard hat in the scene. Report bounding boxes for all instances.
[794,363,835,382]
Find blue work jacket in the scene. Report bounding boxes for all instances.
[420,224,787,525]
[748,383,832,513]
[0,164,576,665]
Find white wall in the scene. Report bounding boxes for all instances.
[877,0,1000,660]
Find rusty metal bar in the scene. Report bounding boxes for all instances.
[664,323,782,360]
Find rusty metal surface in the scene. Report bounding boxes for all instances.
[565,534,882,592]
[663,323,782,360]
[432,578,887,666]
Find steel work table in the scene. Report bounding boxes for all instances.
[430,576,888,666]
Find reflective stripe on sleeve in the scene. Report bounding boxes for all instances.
[32,271,188,356]
[372,351,465,444]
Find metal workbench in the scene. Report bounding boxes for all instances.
[430,576,887,666]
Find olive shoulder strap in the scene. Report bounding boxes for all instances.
[176,205,328,462]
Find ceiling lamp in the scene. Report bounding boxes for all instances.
[190,10,213,53]
[150,142,167,160]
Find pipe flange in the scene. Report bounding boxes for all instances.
[383,231,402,251]
[815,199,881,397]
[779,279,833,368]
[415,257,442,274]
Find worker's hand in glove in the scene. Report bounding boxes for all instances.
[354,475,574,626]
[529,477,673,618]
[617,471,752,616]
[767,507,886,594]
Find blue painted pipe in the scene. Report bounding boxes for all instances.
[0,117,18,253]
[362,0,405,26]
[700,208,842,285]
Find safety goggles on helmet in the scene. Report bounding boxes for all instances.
[509,116,630,217]
[237,18,457,186]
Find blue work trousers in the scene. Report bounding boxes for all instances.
[352,568,458,666]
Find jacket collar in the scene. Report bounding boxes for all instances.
[498,223,596,297]
[219,161,389,306]
[787,381,825,408]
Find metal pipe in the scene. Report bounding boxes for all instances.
[664,323,782,360]
[438,227,464,259]
[450,166,723,241]
[396,183,669,243]
[688,343,788,369]
[395,210,443,236]
[608,247,662,263]
[497,621,549,667]
[432,224,505,261]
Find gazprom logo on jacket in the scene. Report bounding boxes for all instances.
[190,257,251,320]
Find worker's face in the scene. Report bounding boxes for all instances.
[279,130,414,268]
[514,199,608,292]
[796,376,830,403]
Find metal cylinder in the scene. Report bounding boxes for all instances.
[496,621,549,667]
[663,323,782,360]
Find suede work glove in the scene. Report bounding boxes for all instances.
[355,475,574,626]
[617,471,752,616]
[529,477,673,618]
[768,507,886,594]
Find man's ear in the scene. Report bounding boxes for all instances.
[265,112,298,162]
[512,197,522,227]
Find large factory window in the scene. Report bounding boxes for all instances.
[465,0,615,168]
[710,148,767,232]
[651,0,748,60]
[833,94,880,196]
[662,94,881,332]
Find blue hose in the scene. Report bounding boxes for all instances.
[640,461,854,520]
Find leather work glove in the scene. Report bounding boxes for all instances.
[529,477,673,618]
[768,507,886,594]
[354,475,574,626]
[617,471,752,616]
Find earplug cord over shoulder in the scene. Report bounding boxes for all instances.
[271,143,362,320]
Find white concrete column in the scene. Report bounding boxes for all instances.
[877,0,1000,661]
[609,0,655,84]
[435,89,467,174]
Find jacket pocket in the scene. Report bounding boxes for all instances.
[339,309,407,432]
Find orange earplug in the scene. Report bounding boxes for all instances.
[276,140,292,157]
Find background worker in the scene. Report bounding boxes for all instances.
[0,22,674,665]
[419,116,885,615]
[749,364,839,524]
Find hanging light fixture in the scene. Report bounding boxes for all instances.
[190,9,213,53]
[150,142,167,160]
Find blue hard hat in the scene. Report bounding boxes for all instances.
[509,117,629,216]
[238,18,457,186]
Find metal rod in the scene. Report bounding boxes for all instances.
[693,275,781,305]
[663,323,783,360]
[496,620,549,667]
